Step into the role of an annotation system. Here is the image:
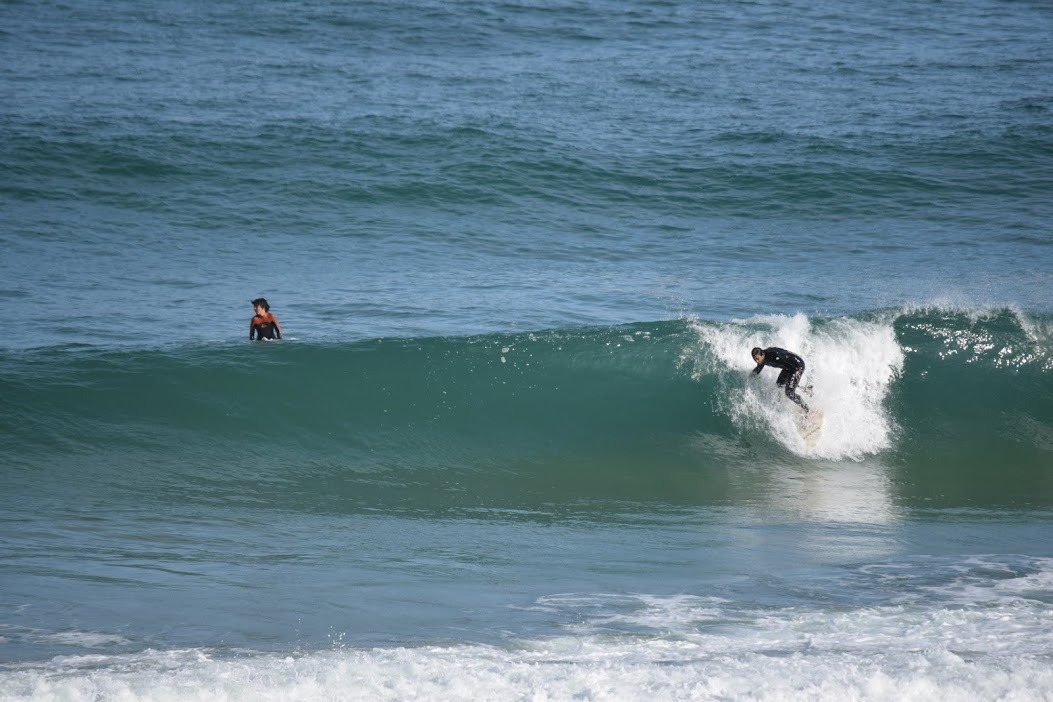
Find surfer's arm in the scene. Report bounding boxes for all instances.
[249,319,258,340]
[751,362,764,375]
[271,316,282,339]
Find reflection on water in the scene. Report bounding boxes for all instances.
[755,457,902,563]
[769,458,898,525]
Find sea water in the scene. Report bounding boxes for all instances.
[2,0,1052,700]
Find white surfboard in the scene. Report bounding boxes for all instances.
[797,411,824,449]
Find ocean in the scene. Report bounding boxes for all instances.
[1,0,1052,699]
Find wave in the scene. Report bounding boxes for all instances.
[4,593,1053,702]
[8,115,1051,223]
[2,306,1051,511]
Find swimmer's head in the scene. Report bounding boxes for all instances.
[751,347,764,363]
[252,297,270,312]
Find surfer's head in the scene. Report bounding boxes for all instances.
[251,297,270,313]
[751,347,764,363]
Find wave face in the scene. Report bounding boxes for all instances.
[3,307,1051,513]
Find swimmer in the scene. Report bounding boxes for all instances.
[249,298,282,341]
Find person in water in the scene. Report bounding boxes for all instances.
[249,298,282,341]
[751,346,810,413]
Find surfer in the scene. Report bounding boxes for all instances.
[751,347,810,413]
[249,298,283,341]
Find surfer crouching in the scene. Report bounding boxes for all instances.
[751,347,809,413]
[250,298,283,341]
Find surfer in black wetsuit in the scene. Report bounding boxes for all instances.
[751,347,810,413]
[250,298,283,341]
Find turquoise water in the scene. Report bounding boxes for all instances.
[2,0,1053,699]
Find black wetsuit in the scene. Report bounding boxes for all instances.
[752,347,809,412]
[251,320,280,340]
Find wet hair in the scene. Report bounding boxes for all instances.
[751,347,763,358]
[251,298,270,312]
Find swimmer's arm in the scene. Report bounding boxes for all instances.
[249,318,257,340]
[751,362,764,374]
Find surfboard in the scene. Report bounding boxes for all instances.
[797,411,824,449]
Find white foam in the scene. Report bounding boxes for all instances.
[3,604,1053,702]
[683,313,904,460]
[6,582,1053,701]
[911,556,1053,608]
[530,587,1053,653]
[45,633,132,649]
